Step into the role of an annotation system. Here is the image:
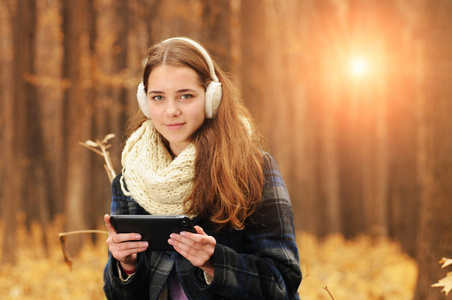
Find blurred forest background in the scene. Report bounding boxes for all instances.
[1,0,452,299]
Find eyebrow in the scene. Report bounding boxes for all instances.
[148,88,198,94]
[148,90,164,94]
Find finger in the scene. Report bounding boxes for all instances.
[113,247,146,263]
[104,214,116,235]
[169,232,196,248]
[194,225,206,236]
[109,241,148,259]
[168,234,188,253]
[169,233,209,254]
[104,215,143,244]
[180,230,212,245]
[168,239,190,258]
[168,230,216,268]
[169,239,212,268]
[114,233,142,244]
[113,240,148,252]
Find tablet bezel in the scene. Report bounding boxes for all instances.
[110,215,196,251]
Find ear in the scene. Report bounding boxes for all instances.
[136,82,151,118]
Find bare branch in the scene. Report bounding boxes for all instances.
[323,286,335,300]
[78,142,104,156]
[58,230,108,270]
[78,133,117,182]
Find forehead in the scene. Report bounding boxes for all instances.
[147,65,202,88]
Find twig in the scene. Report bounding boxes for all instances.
[104,164,114,183]
[59,230,108,237]
[59,133,117,270]
[323,286,335,300]
[58,230,108,271]
[79,133,117,183]
[78,142,104,156]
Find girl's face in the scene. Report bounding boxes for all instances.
[147,65,205,156]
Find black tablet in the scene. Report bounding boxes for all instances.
[110,215,196,251]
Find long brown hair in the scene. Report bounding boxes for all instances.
[125,38,265,230]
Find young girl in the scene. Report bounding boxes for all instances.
[103,37,301,300]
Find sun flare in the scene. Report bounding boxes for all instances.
[349,57,369,77]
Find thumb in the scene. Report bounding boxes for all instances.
[104,214,117,234]
[194,225,207,236]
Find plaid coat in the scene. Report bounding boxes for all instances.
[103,153,302,300]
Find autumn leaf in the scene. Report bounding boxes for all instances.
[440,258,452,269]
[432,272,452,296]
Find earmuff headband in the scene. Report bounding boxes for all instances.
[161,37,219,83]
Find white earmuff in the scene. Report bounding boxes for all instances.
[136,82,150,118]
[205,81,222,119]
[136,37,222,119]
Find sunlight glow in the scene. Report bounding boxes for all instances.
[349,57,369,77]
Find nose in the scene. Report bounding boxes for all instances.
[166,99,181,117]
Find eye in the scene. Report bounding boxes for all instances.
[152,95,164,101]
[180,94,193,100]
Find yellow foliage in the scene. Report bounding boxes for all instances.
[297,233,418,300]
[0,219,107,300]
[0,221,418,299]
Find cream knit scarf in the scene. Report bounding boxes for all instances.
[120,120,196,217]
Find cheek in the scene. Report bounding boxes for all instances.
[147,103,161,119]
[193,103,206,122]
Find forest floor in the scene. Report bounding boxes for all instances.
[0,218,417,300]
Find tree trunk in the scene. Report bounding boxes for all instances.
[34,0,65,217]
[319,72,341,235]
[0,0,18,265]
[90,0,119,233]
[240,0,314,232]
[62,0,91,255]
[415,1,452,298]
[25,0,66,257]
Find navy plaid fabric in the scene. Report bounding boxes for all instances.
[103,153,302,300]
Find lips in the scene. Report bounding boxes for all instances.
[165,123,185,130]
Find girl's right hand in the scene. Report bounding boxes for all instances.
[104,214,149,271]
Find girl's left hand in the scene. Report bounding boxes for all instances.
[168,225,216,277]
